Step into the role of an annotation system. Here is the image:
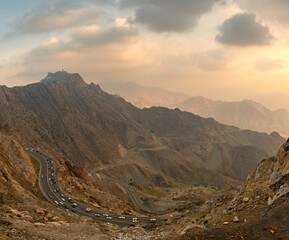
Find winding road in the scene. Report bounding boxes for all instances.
[25,148,166,227]
[90,140,168,215]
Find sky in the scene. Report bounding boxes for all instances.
[1,0,289,110]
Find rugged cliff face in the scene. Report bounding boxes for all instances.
[231,138,289,215]
[171,139,289,240]
[0,128,38,205]
[0,71,284,185]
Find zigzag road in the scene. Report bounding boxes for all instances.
[26,148,166,227]
[91,139,168,215]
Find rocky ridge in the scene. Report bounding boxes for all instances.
[0,71,284,186]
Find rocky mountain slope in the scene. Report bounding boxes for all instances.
[176,96,289,137]
[0,71,284,185]
[0,126,39,206]
[230,137,289,217]
[171,139,289,240]
[132,107,284,180]
[0,126,147,239]
[100,81,190,108]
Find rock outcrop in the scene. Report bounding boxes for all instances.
[224,138,289,218]
[172,139,289,240]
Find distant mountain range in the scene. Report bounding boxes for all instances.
[100,82,190,108]
[101,82,289,137]
[0,72,284,187]
[175,97,289,137]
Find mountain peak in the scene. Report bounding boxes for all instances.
[41,71,85,85]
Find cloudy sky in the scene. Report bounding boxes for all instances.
[1,0,289,110]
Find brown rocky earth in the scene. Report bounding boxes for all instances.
[169,139,289,240]
[0,71,284,186]
[0,128,151,239]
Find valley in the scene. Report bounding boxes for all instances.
[2,1,289,238]
[0,71,288,239]
[27,148,165,226]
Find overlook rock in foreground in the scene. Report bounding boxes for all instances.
[173,139,289,239]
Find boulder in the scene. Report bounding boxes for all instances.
[243,197,249,203]
[36,208,45,215]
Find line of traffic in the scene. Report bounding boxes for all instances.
[26,148,163,227]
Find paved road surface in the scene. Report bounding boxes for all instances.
[26,148,166,227]
[90,141,168,215]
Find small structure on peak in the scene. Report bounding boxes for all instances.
[40,71,85,85]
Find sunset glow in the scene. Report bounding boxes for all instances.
[1,0,289,110]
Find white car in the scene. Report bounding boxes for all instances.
[119,216,125,219]
[132,219,139,223]
[85,208,91,212]
[54,201,59,205]
[103,214,109,217]
[106,216,112,220]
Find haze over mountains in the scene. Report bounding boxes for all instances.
[0,71,284,185]
[100,82,190,109]
[176,97,289,137]
[101,82,289,137]
[1,72,288,239]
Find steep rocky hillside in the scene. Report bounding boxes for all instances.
[100,81,190,108]
[0,72,153,168]
[132,107,284,180]
[0,127,145,239]
[229,138,289,217]
[176,96,289,137]
[171,139,289,240]
[0,71,284,185]
[0,128,39,206]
